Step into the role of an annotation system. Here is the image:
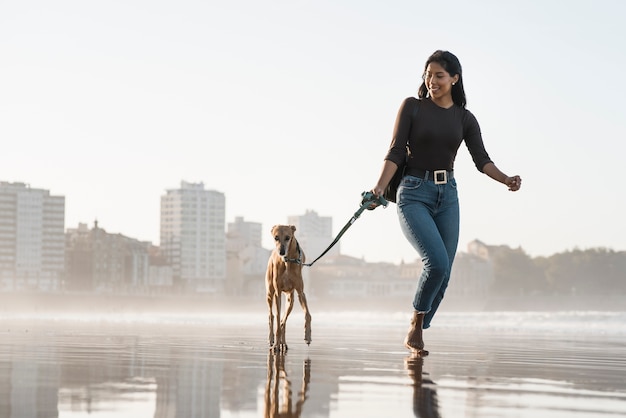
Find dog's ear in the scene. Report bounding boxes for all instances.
[290,225,296,232]
[271,225,277,233]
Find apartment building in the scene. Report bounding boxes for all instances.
[225,216,268,296]
[160,181,226,293]
[0,181,65,291]
[65,222,164,293]
[227,216,262,253]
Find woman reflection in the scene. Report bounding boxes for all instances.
[405,355,441,418]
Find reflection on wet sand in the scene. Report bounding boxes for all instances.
[0,311,625,417]
[405,355,440,418]
[264,353,311,418]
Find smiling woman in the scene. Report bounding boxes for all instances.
[422,62,460,108]
[370,50,522,356]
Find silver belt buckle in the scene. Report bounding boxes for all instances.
[434,170,447,184]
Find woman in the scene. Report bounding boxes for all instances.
[371,50,521,355]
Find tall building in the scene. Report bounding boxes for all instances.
[226,216,267,296]
[160,181,226,293]
[287,209,338,263]
[226,216,262,253]
[0,181,65,291]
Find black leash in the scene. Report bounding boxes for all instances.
[302,192,388,267]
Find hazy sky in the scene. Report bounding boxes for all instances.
[1,0,625,264]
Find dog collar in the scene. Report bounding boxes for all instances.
[283,243,303,264]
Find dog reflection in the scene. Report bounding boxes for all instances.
[264,353,311,418]
[405,355,441,418]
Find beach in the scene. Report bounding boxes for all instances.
[1,309,625,417]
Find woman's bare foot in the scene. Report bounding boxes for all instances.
[404,311,429,356]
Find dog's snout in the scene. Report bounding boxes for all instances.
[279,245,286,256]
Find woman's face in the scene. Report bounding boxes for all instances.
[424,62,458,102]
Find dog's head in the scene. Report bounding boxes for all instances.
[271,224,297,257]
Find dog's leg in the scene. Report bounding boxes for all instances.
[297,290,312,345]
[273,291,283,352]
[280,291,295,352]
[266,262,277,349]
[267,289,275,348]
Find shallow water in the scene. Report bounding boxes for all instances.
[1,311,625,417]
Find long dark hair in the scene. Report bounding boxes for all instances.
[417,50,467,108]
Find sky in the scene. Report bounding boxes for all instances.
[1,0,625,264]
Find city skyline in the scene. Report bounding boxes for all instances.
[2,1,625,264]
[4,178,620,266]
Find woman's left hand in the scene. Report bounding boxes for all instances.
[505,175,522,191]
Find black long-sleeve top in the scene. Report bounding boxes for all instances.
[384,97,493,173]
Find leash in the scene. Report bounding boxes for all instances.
[301,191,388,267]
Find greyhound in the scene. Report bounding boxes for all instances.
[266,225,312,352]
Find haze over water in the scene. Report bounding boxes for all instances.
[2,0,626,263]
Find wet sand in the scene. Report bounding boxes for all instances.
[1,310,625,417]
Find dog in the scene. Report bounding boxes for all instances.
[266,225,312,352]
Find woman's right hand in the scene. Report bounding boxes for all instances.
[505,175,522,191]
[371,186,385,198]
[368,187,385,209]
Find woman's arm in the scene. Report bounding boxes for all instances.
[482,162,522,191]
[372,160,400,197]
[370,98,414,200]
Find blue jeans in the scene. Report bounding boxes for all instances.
[397,174,460,329]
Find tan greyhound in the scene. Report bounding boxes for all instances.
[266,225,312,352]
